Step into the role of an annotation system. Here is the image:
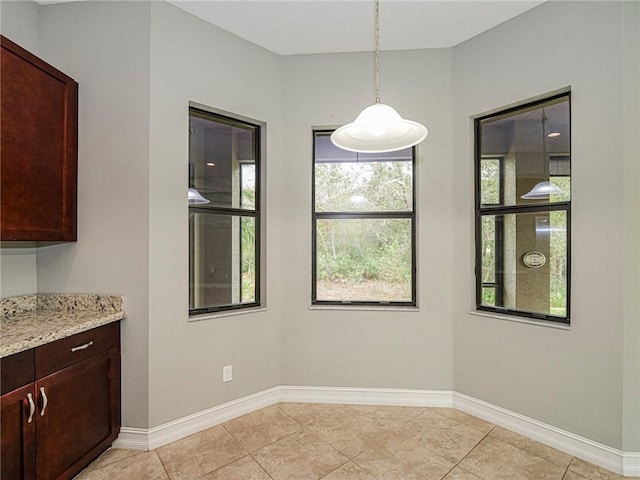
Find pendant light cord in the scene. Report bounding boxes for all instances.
[375,0,381,103]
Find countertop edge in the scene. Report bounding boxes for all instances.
[1,310,126,358]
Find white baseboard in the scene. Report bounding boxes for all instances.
[114,385,639,477]
[114,386,280,451]
[278,385,453,407]
[452,392,640,477]
[623,452,640,477]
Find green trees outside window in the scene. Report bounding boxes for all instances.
[312,132,416,305]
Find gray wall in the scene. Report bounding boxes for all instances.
[35,1,152,429]
[280,49,455,391]
[452,1,639,450]
[0,0,38,52]
[146,2,285,427]
[621,1,640,453]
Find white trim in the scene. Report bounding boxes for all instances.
[188,307,268,323]
[278,385,452,407]
[309,306,420,313]
[114,385,640,477]
[623,452,640,477]
[468,310,571,331]
[452,392,636,476]
[113,386,280,451]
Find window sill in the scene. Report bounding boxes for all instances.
[309,305,419,313]
[188,307,267,322]
[469,310,570,330]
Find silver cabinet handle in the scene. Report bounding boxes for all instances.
[39,387,48,417]
[71,341,93,352]
[27,393,35,423]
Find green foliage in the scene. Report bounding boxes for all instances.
[315,159,412,290]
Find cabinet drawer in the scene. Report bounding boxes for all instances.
[35,322,120,378]
[1,349,34,395]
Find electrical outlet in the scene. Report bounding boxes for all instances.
[223,365,233,382]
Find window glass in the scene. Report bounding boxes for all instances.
[480,158,501,206]
[478,210,568,317]
[189,111,257,211]
[475,93,570,323]
[315,218,413,302]
[189,213,257,310]
[313,131,416,306]
[478,96,570,207]
[189,107,261,315]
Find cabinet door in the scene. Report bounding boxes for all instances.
[0,384,36,480]
[35,348,120,480]
[0,35,78,242]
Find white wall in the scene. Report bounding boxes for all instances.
[0,0,39,298]
[35,1,151,429]
[147,2,285,427]
[280,49,455,390]
[452,1,638,449]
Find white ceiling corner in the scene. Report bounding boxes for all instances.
[167,0,546,56]
[33,0,546,55]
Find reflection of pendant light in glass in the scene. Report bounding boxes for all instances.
[188,127,210,205]
[331,0,428,153]
[521,181,562,199]
[188,187,209,204]
[521,109,561,200]
[187,159,209,205]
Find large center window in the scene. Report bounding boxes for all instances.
[312,130,416,306]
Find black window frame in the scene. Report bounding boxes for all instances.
[188,106,262,316]
[311,129,417,307]
[474,92,571,324]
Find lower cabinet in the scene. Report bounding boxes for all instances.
[0,322,120,480]
[0,383,36,479]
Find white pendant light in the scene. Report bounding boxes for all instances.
[188,187,209,205]
[331,0,428,153]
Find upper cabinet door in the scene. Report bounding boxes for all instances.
[1,35,78,243]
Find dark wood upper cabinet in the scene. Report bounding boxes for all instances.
[1,35,78,243]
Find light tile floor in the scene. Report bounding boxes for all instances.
[75,403,637,480]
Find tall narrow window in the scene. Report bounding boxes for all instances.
[475,93,571,323]
[189,107,262,315]
[312,130,416,306]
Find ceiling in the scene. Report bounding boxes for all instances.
[166,0,546,56]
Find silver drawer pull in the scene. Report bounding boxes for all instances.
[27,393,35,423]
[71,341,93,352]
[39,387,48,416]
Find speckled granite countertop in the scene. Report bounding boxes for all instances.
[1,294,125,358]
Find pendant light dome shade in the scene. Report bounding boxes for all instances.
[520,181,563,200]
[331,103,428,153]
[188,187,210,205]
[331,0,428,154]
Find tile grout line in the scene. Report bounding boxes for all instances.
[259,404,365,480]
[247,451,278,480]
[153,448,173,480]
[440,424,496,480]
